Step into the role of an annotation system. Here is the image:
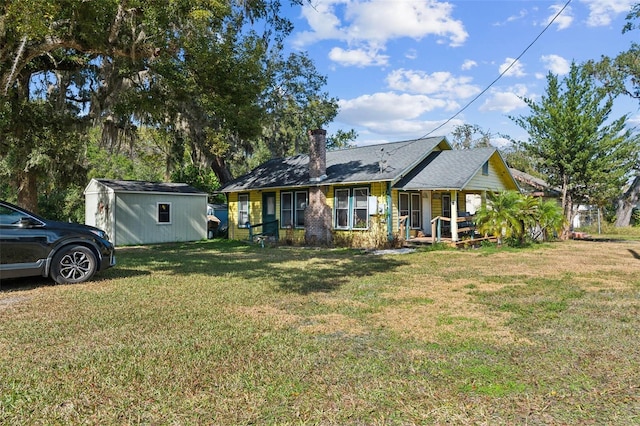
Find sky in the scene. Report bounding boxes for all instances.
[280,0,639,147]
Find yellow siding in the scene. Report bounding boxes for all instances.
[390,189,399,233]
[228,182,397,246]
[432,196,443,218]
[466,153,518,191]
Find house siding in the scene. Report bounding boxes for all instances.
[84,179,207,246]
[228,182,392,246]
[113,193,206,245]
[465,155,518,191]
[84,182,116,240]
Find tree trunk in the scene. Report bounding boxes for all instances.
[16,171,39,213]
[560,175,571,239]
[614,175,640,227]
[211,155,234,185]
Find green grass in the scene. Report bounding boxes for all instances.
[1,239,639,424]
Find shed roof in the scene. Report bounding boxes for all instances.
[220,136,450,192]
[394,148,503,190]
[90,179,206,195]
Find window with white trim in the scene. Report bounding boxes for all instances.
[411,193,421,229]
[399,192,422,229]
[238,194,249,227]
[157,202,171,224]
[334,187,370,230]
[335,189,349,229]
[281,191,308,228]
[399,193,409,221]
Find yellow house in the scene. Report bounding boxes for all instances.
[220,132,518,247]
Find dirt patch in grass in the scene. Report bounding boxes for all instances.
[300,313,368,336]
[233,305,301,329]
[373,277,527,346]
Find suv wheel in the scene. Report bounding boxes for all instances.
[51,246,97,284]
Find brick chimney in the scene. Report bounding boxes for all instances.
[308,129,327,182]
[305,129,332,245]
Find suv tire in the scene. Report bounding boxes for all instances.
[51,246,97,284]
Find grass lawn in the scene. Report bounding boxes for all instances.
[1,238,639,424]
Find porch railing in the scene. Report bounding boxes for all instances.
[430,215,476,242]
[247,220,279,246]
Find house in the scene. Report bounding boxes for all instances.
[509,168,561,199]
[220,131,519,247]
[84,179,208,246]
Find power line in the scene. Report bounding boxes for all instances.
[419,0,573,139]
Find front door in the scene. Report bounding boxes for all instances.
[422,191,432,236]
[262,192,277,235]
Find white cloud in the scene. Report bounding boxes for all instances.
[405,49,418,60]
[494,9,528,26]
[627,113,640,129]
[293,0,468,58]
[386,69,481,99]
[328,47,389,67]
[293,1,346,47]
[461,60,477,71]
[490,136,513,149]
[580,0,635,27]
[540,54,571,75]
[479,85,530,113]
[499,58,526,77]
[544,4,574,30]
[337,92,458,125]
[342,118,466,145]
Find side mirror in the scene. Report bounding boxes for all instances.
[17,217,38,228]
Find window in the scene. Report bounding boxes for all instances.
[411,193,421,229]
[281,191,308,228]
[335,189,349,229]
[334,187,369,230]
[399,193,409,220]
[238,194,249,227]
[399,192,421,229]
[281,192,293,228]
[353,188,369,229]
[157,202,171,224]
[482,161,489,176]
[295,191,307,227]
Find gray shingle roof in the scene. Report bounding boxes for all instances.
[394,148,497,190]
[96,179,206,194]
[220,136,449,192]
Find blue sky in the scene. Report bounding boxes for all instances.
[281,0,639,147]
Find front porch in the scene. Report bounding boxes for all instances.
[400,213,497,248]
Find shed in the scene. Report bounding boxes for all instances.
[84,179,208,246]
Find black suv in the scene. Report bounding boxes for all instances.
[0,201,116,284]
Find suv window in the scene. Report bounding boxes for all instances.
[0,205,26,225]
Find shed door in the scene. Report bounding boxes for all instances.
[262,192,277,235]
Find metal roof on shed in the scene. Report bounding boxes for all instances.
[93,179,206,195]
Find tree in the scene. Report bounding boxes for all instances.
[586,3,640,226]
[510,62,639,237]
[450,124,493,150]
[1,0,347,213]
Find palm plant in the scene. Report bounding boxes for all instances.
[476,191,565,245]
[534,199,565,241]
[475,191,524,245]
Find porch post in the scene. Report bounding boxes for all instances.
[450,190,458,242]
